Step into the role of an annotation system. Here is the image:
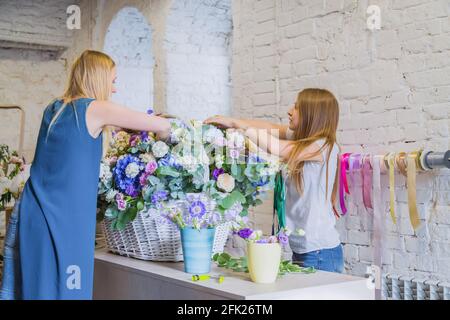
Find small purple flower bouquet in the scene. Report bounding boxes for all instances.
[234,226,299,246]
[160,193,222,230]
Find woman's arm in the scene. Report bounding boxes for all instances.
[205,115,290,139]
[244,127,322,162]
[87,100,171,139]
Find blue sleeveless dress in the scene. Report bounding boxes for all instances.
[1,98,102,299]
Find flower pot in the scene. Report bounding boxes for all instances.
[247,242,281,284]
[180,227,216,274]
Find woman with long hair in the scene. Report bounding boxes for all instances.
[0,50,171,300]
[206,88,344,273]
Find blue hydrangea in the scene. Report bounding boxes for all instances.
[113,155,144,197]
[158,153,182,170]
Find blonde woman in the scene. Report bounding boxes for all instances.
[0,50,170,300]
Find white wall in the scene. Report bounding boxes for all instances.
[165,0,232,121]
[103,6,154,112]
[230,0,450,281]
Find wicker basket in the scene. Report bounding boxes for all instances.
[102,200,231,262]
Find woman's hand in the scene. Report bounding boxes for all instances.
[204,115,236,129]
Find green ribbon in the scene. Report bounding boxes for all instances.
[273,171,286,234]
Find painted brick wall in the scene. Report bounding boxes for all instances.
[230,0,450,281]
[103,6,155,112]
[165,0,232,121]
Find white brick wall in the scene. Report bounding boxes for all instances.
[103,6,154,112]
[165,0,232,121]
[231,0,450,281]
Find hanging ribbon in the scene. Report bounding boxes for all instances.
[348,153,362,208]
[339,153,352,215]
[395,152,408,176]
[406,151,422,230]
[362,154,373,210]
[272,171,286,234]
[371,154,383,300]
[385,152,397,225]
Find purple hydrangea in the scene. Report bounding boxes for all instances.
[151,190,169,205]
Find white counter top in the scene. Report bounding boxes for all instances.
[94,250,374,300]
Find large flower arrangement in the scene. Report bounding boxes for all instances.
[0,144,27,210]
[98,119,281,231]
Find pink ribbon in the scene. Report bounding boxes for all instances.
[362,154,373,210]
[348,153,362,210]
[339,153,352,215]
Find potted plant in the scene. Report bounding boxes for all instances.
[234,227,305,284]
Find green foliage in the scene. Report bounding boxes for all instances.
[212,253,316,276]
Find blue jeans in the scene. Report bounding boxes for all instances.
[292,244,344,273]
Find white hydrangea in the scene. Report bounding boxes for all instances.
[204,127,224,144]
[179,155,198,173]
[100,163,112,183]
[152,141,169,158]
[106,189,118,202]
[125,162,141,179]
[139,153,156,164]
[226,130,245,149]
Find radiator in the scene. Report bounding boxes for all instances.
[382,274,450,300]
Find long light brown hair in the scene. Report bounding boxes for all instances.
[286,88,340,201]
[47,50,116,156]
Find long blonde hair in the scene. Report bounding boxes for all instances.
[287,88,340,201]
[47,50,115,156]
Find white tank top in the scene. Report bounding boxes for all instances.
[284,129,341,254]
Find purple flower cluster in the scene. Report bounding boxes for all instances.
[212,168,225,180]
[113,155,144,197]
[139,161,158,186]
[151,190,169,205]
[115,193,126,211]
[237,228,253,239]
